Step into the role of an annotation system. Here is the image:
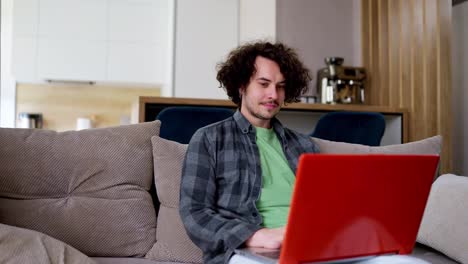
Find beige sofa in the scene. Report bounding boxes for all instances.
[0,121,466,264]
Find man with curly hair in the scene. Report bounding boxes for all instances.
[179,41,320,264]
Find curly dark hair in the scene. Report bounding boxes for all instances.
[216,41,311,106]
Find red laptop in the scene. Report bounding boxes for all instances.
[236,154,439,264]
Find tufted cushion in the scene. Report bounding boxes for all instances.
[145,136,203,263]
[0,121,160,257]
[417,174,468,264]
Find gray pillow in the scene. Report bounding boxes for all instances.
[312,135,442,155]
[0,121,160,257]
[417,174,468,264]
[312,136,442,180]
[145,136,203,263]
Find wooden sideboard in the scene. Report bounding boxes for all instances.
[133,96,409,145]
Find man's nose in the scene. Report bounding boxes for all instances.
[267,85,278,99]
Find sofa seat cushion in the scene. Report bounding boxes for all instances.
[145,136,203,263]
[0,223,95,264]
[0,121,160,257]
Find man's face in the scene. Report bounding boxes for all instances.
[239,56,286,128]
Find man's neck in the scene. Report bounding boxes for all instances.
[240,109,272,128]
[253,120,272,129]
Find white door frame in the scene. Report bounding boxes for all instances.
[1,0,16,128]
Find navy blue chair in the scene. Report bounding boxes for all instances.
[311,111,386,146]
[156,106,234,144]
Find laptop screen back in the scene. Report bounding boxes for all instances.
[280,154,439,264]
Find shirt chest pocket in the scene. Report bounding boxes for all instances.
[217,151,249,176]
[215,151,254,195]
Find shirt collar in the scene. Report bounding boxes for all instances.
[233,110,252,134]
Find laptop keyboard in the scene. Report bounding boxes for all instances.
[257,250,281,259]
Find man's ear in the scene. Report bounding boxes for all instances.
[239,86,245,98]
[237,87,245,108]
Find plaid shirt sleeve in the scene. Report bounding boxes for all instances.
[179,128,261,263]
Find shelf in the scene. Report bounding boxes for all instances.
[135,96,409,144]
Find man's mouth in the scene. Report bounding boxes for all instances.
[262,102,279,110]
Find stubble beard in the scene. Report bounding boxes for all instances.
[247,102,280,121]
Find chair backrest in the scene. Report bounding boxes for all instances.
[156,106,234,144]
[311,111,386,146]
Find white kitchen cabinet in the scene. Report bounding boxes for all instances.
[12,0,38,37]
[37,39,107,81]
[11,36,37,82]
[10,0,172,85]
[11,0,38,82]
[108,0,169,43]
[107,0,171,85]
[107,42,166,84]
[35,0,107,81]
[38,0,107,40]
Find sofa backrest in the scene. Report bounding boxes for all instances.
[0,121,161,257]
[0,120,443,261]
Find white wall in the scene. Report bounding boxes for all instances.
[239,0,276,43]
[0,0,16,128]
[174,0,239,99]
[276,0,361,96]
[452,2,468,175]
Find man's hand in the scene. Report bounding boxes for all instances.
[245,227,285,249]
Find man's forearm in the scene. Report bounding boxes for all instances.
[180,206,261,252]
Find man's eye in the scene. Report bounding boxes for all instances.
[260,83,268,87]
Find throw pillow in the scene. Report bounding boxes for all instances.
[417,174,468,264]
[0,223,95,264]
[312,135,442,179]
[0,121,160,257]
[145,136,203,263]
[312,135,442,155]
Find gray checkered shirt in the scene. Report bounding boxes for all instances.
[179,110,320,264]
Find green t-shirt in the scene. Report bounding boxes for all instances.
[255,126,295,228]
